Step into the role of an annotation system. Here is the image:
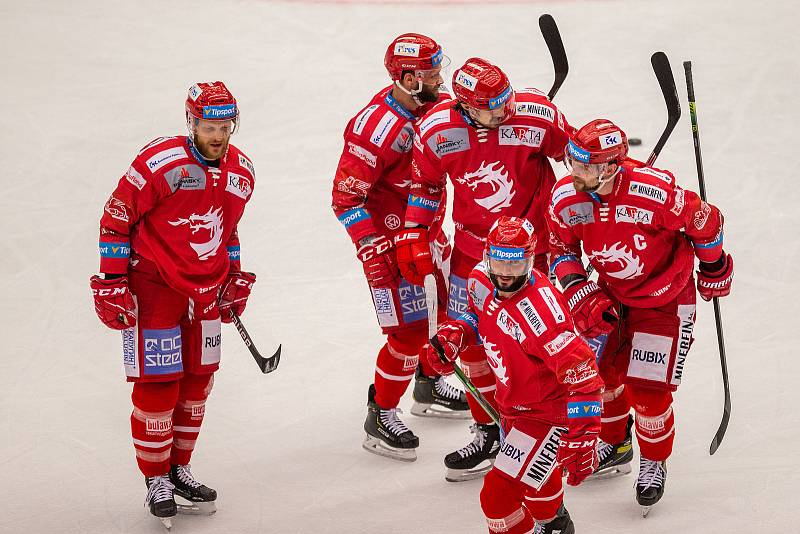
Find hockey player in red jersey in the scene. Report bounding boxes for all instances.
[426,216,603,534]
[547,119,734,513]
[396,57,572,479]
[331,33,469,463]
[90,81,256,527]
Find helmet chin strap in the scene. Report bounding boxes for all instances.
[583,165,620,193]
[394,79,424,106]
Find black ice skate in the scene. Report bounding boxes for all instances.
[590,414,634,479]
[444,423,500,482]
[362,384,419,462]
[636,456,667,517]
[145,474,177,531]
[169,464,218,515]
[411,367,470,419]
[533,504,575,534]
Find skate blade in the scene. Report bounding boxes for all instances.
[176,500,217,515]
[445,460,494,483]
[589,461,632,480]
[362,435,417,463]
[410,402,471,420]
[159,517,172,531]
[641,506,652,518]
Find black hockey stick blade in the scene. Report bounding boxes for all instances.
[230,310,281,374]
[646,52,681,166]
[539,14,568,101]
[709,385,730,455]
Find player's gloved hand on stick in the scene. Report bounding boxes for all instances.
[356,235,399,288]
[697,252,733,301]
[563,280,618,338]
[219,271,257,322]
[394,227,433,286]
[557,392,602,486]
[425,321,471,376]
[90,274,136,330]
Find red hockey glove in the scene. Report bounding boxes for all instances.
[557,393,602,486]
[356,235,399,288]
[425,321,471,376]
[394,228,433,286]
[563,280,618,338]
[219,271,256,323]
[697,253,733,301]
[90,275,136,330]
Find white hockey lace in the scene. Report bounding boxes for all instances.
[145,475,175,505]
[434,376,464,401]
[637,457,665,490]
[456,424,487,459]
[380,408,411,436]
[596,439,614,463]
[174,464,201,489]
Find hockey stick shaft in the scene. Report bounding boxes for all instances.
[229,310,281,374]
[424,275,501,426]
[539,14,569,101]
[683,61,731,455]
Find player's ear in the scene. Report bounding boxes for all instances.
[401,71,416,89]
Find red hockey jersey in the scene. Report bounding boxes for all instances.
[547,159,724,307]
[332,86,448,245]
[98,136,255,300]
[460,264,603,424]
[404,89,571,260]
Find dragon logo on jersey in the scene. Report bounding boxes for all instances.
[483,340,509,385]
[168,206,224,261]
[457,161,516,213]
[588,241,645,280]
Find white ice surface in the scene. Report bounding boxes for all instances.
[1,0,799,532]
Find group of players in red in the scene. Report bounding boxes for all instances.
[88,30,733,533]
[331,33,733,533]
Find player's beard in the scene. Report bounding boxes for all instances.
[194,135,230,161]
[416,82,440,103]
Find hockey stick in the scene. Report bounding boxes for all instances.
[646,52,682,166]
[583,52,681,279]
[539,14,569,101]
[513,16,567,224]
[683,61,731,456]
[229,310,281,374]
[424,274,501,426]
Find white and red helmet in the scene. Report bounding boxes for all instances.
[567,119,628,165]
[186,81,239,131]
[452,57,515,115]
[384,33,445,81]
